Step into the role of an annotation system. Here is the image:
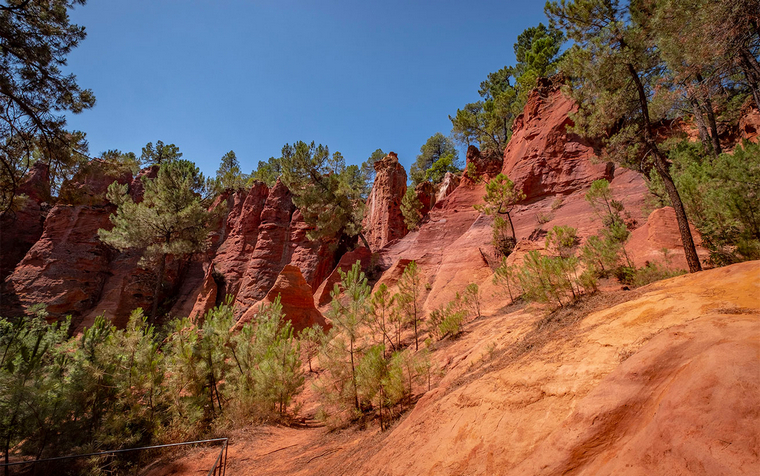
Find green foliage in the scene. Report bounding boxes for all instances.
[140,140,183,167]
[397,261,424,351]
[632,261,686,287]
[0,306,70,462]
[99,159,213,319]
[424,152,460,184]
[536,211,553,224]
[225,296,304,419]
[280,141,368,246]
[428,295,466,341]
[318,262,372,415]
[493,258,520,303]
[462,283,482,319]
[370,283,396,352]
[492,215,517,257]
[517,251,579,308]
[580,234,622,277]
[0,298,304,470]
[300,324,325,373]
[361,148,386,186]
[250,156,282,187]
[476,173,526,217]
[475,173,526,254]
[450,23,564,154]
[585,179,626,228]
[315,263,407,429]
[545,0,711,273]
[410,133,460,185]
[213,150,249,192]
[401,186,423,231]
[545,225,578,258]
[100,149,141,175]
[650,140,760,263]
[0,0,95,217]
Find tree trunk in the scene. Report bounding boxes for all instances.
[689,97,713,154]
[626,63,702,273]
[505,211,516,240]
[150,253,167,322]
[350,338,359,411]
[358,231,371,251]
[653,158,703,272]
[739,51,760,111]
[695,73,722,156]
[412,297,418,351]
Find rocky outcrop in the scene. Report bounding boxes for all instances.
[464,145,502,182]
[1,161,136,325]
[415,181,436,217]
[212,183,269,298]
[57,159,133,205]
[626,206,709,271]
[363,152,408,251]
[2,204,116,325]
[502,75,614,200]
[129,165,158,202]
[189,265,218,322]
[234,179,296,317]
[739,106,759,142]
[435,172,461,205]
[314,246,373,307]
[288,210,337,291]
[0,163,50,282]
[17,161,52,203]
[237,265,328,333]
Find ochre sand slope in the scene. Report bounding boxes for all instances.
[149,261,759,475]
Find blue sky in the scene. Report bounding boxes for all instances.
[65,0,548,178]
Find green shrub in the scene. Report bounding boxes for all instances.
[493,215,517,257]
[493,257,520,303]
[632,262,686,287]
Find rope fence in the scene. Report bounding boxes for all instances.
[1,437,228,476]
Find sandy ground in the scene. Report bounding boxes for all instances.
[146,261,760,475]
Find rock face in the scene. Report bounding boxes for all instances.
[464,145,502,182]
[502,75,614,200]
[354,262,760,476]
[363,152,408,251]
[314,246,373,308]
[0,163,50,282]
[57,159,133,205]
[1,161,136,326]
[739,106,759,142]
[2,204,114,325]
[288,210,337,291]
[233,179,296,317]
[435,172,461,205]
[238,265,328,333]
[212,183,270,298]
[626,206,709,270]
[415,181,436,217]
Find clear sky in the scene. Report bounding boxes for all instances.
[65,0,549,178]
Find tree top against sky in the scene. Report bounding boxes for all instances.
[62,1,549,178]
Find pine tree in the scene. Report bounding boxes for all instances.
[139,140,182,166]
[214,150,248,191]
[475,173,526,256]
[99,159,213,320]
[0,0,95,217]
[401,187,424,231]
[323,261,372,411]
[280,141,370,248]
[409,133,460,185]
[397,261,423,351]
[546,0,702,272]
